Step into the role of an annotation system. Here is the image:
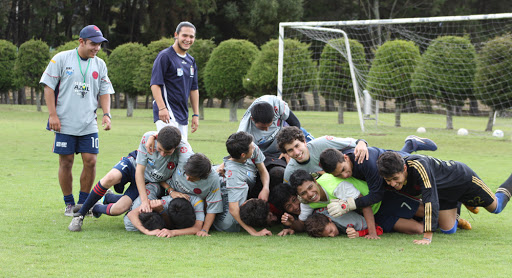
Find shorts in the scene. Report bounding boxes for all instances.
[53,133,99,155]
[374,190,420,232]
[112,156,140,201]
[438,174,495,210]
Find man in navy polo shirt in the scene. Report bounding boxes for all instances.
[151,21,199,142]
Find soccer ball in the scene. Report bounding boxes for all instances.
[417,127,426,133]
[457,128,468,136]
[492,129,504,138]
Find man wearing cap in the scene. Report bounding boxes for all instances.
[150,21,199,141]
[40,25,115,216]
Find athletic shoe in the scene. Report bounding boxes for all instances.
[102,189,114,204]
[72,204,93,217]
[68,215,84,232]
[64,204,75,217]
[92,201,102,219]
[114,184,124,194]
[464,204,479,214]
[457,218,472,230]
[405,135,438,152]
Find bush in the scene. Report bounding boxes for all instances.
[134,37,174,93]
[14,39,50,90]
[0,40,17,94]
[187,38,216,97]
[244,39,280,97]
[411,35,476,129]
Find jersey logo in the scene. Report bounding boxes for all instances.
[190,66,194,76]
[194,188,202,194]
[177,68,183,76]
[92,71,99,79]
[180,147,188,153]
[167,162,176,170]
[274,106,278,114]
[162,199,167,205]
[146,189,150,195]
[65,67,73,76]
[326,136,334,141]
[226,170,232,178]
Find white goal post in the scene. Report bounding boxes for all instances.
[278,13,512,132]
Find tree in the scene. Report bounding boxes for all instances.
[317,38,367,123]
[187,38,216,120]
[0,39,17,104]
[134,37,174,108]
[13,39,49,110]
[475,34,512,131]
[411,36,476,130]
[367,40,420,127]
[244,39,280,97]
[108,42,146,116]
[204,39,259,122]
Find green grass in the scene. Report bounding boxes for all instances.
[1,104,512,277]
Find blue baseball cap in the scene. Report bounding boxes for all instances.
[79,25,108,43]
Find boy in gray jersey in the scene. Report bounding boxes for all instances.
[125,191,205,237]
[276,126,369,183]
[40,25,114,216]
[68,126,183,232]
[168,153,223,236]
[212,132,272,236]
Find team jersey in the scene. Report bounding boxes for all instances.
[298,174,379,221]
[399,154,482,233]
[131,131,193,183]
[169,165,223,214]
[237,95,290,157]
[344,147,407,209]
[151,46,198,125]
[283,136,358,182]
[224,143,265,203]
[40,48,114,136]
[124,194,205,232]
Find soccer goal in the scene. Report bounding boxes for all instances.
[278,13,512,133]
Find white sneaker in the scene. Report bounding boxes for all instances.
[68,215,84,232]
[64,204,75,217]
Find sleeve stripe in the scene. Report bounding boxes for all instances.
[408,161,432,189]
[472,176,495,197]
[424,202,432,232]
[193,200,204,207]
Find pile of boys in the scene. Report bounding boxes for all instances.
[68,95,512,245]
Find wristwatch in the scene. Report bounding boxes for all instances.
[103,113,112,119]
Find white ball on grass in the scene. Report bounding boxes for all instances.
[417,127,426,133]
[457,128,469,136]
[492,129,504,138]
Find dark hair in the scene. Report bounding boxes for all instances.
[226,132,253,159]
[250,102,274,124]
[175,21,196,34]
[377,151,405,178]
[304,213,330,237]
[139,212,165,231]
[167,198,196,229]
[240,199,270,228]
[157,126,181,151]
[276,126,305,154]
[319,148,344,173]
[269,166,285,188]
[269,183,296,213]
[289,169,314,191]
[184,153,212,180]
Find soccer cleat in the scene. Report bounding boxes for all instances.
[68,215,84,232]
[457,218,472,230]
[405,135,438,152]
[64,204,75,217]
[113,184,124,194]
[102,189,114,204]
[72,203,93,217]
[91,201,103,219]
[464,204,479,214]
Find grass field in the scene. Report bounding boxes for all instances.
[1,104,511,277]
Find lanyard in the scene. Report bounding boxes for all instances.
[76,49,91,85]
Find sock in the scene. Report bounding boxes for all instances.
[64,194,75,205]
[103,193,123,204]
[78,181,108,216]
[440,219,458,234]
[400,140,414,154]
[78,191,89,205]
[492,193,509,214]
[92,203,114,216]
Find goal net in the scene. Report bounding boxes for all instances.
[278,13,512,133]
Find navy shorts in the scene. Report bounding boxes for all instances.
[112,157,140,201]
[374,190,420,232]
[53,133,99,155]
